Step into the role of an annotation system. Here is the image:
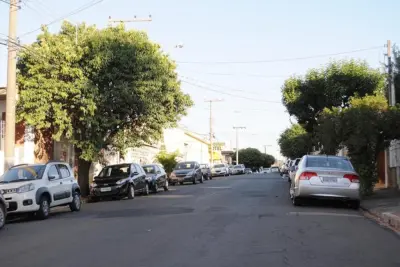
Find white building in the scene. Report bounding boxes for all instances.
[163,128,210,164]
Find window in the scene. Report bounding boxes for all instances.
[1,165,45,182]
[58,164,71,178]
[175,162,195,169]
[48,165,60,179]
[214,164,225,168]
[143,165,156,174]
[98,164,131,177]
[306,157,354,171]
[130,164,137,174]
[135,164,144,174]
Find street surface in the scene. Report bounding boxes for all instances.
[1,173,400,267]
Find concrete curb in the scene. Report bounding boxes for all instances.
[361,205,400,235]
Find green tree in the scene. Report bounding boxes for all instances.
[155,151,179,176]
[282,60,385,134]
[237,148,274,170]
[17,22,193,195]
[278,124,313,159]
[393,45,400,104]
[317,94,400,195]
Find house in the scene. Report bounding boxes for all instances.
[163,128,210,164]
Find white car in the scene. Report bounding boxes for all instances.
[262,168,270,174]
[211,163,230,177]
[0,161,81,220]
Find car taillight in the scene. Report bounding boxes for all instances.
[299,171,317,180]
[343,174,359,183]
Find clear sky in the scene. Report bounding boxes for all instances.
[1,0,399,160]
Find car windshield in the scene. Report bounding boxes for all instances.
[200,164,208,168]
[306,157,354,171]
[98,164,131,177]
[234,165,241,169]
[142,165,156,174]
[175,162,195,169]
[214,164,225,168]
[0,165,45,183]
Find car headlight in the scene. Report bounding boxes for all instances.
[17,183,35,193]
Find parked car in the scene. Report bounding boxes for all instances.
[0,161,81,220]
[0,192,6,229]
[211,163,230,177]
[142,164,169,193]
[169,161,203,185]
[290,155,360,209]
[262,168,270,174]
[231,165,245,175]
[288,158,301,183]
[90,163,148,201]
[270,166,280,173]
[244,168,252,174]
[200,164,212,180]
[228,165,235,175]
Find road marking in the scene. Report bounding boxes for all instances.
[287,212,362,218]
[203,186,231,189]
[148,195,192,199]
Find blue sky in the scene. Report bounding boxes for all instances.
[1,0,399,160]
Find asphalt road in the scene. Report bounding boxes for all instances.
[1,173,400,267]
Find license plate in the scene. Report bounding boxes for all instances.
[322,177,337,183]
[100,187,111,192]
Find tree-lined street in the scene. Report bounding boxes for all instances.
[1,174,399,267]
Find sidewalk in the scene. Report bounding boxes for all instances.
[361,188,400,233]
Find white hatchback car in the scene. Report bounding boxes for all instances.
[0,161,81,219]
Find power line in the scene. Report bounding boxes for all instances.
[179,69,288,79]
[180,75,265,95]
[0,0,18,7]
[176,46,383,65]
[180,79,282,104]
[19,0,103,38]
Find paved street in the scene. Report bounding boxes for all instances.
[1,173,400,267]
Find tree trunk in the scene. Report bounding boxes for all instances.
[34,128,53,163]
[75,147,92,197]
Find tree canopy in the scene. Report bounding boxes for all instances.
[278,124,313,159]
[281,60,385,133]
[17,22,193,195]
[237,148,275,169]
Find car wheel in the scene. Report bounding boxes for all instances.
[179,182,184,185]
[144,183,150,195]
[200,176,204,183]
[349,200,360,210]
[127,184,135,199]
[153,183,159,194]
[0,204,5,230]
[69,192,82,212]
[163,180,169,191]
[36,195,50,220]
[292,195,302,206]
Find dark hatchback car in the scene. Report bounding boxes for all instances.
[142,164,169,193]
[89,163,148,201]
[169,161,203,185]
[0,192,7,230]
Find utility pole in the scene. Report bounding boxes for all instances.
[263,145,271,154]
[108,15,152,27]
[205,99,222,166]
[4,0,18,170]
[387,40,396,106]
[233,126,246,164]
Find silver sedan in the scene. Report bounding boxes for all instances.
[289,155,360,209]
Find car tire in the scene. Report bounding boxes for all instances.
[200,176,204,183]
[349,200,360,210]
[179,182,184,185]
[193,177,197,184]
[0,203,5,230]
[153,183,159,193]
[127,184,135,199]
[163,180,169,191]
[144,183,150,195]
[69,192,82,212]
[36,195,50,220]
[209,175,212,180]
[292,196,302,206]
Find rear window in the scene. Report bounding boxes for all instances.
[306,157,353,171]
